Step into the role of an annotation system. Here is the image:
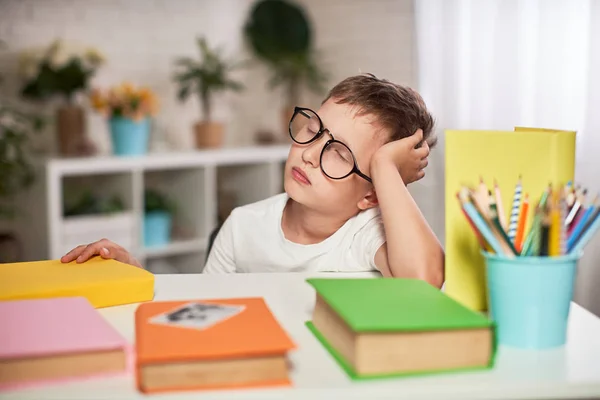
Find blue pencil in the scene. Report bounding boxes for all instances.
[570,209,600,255]
[462,200,509,256]
[567,196,598,252]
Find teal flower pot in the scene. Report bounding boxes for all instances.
[109,117,150,156]
[143,211,172,247]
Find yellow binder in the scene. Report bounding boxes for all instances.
[0,257,155,308]
[444,127,576,311]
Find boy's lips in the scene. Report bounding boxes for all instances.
[291,167,311,185]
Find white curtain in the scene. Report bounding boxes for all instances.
[415,0,600,314]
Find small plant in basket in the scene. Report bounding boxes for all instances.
[143,189,175,247]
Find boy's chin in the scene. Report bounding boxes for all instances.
[284,179,316,205]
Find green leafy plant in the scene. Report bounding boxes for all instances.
[144,189,176,215]
[173,37,246,122]
[19,39,104,104]
[63,191,125,217]
[0,41,45,219]
[244,0,328,107]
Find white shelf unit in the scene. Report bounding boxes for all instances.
[38,146,289,274]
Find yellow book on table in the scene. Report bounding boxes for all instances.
[0,257,154,308]
[444,127,576,311]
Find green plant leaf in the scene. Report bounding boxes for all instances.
[172,36,247,115]
[177,83,192,101]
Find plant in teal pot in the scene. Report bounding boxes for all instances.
[143,189,175,247]
[90,83,159,156]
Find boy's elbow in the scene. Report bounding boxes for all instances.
[389,250,444,289]
[426,250,445,289]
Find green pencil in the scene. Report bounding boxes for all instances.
[522,208,542,256]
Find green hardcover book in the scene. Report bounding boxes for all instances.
[306,278,496,380]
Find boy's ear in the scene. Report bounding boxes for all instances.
[357,188,378,211]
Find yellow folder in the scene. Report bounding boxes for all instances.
[444,127,576,311]
[0,257,155,308]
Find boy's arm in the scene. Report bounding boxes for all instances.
[203,213,236,274]
[370,129,444,288]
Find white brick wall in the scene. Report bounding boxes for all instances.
[0,0,416,152]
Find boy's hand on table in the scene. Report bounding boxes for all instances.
[371,128,430,184]
[61,239,142,268]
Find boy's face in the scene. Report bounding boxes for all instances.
[283,99,385,215]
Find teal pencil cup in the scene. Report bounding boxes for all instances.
[483,251,580,349]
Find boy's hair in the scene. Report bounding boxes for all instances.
[321,73,437,148]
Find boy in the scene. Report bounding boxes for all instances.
[62,74,444,288]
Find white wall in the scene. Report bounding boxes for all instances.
[0,0,418,151]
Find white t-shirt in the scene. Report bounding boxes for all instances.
[203,193,386,274]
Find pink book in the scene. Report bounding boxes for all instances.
[0,296,131,391]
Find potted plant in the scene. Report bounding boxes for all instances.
[89,82,159,156]
[173,37,245,148]
[244,0,328,135]
[19,39,104,156]
[143,189,175,247]
[0,48,45,261]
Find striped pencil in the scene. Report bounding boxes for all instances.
[514,193,529,253]
[507,176,522,243]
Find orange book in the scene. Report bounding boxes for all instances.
[135,297,296,394]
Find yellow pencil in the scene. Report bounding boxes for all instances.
[549,192,561,256]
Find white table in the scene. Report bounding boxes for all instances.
[3,272,600,400]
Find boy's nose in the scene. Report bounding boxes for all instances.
[301,136,325,168]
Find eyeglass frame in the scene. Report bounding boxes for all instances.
[288,106,372,183]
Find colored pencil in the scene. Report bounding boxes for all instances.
[494,179,508,231]
[548,194,561,256]
[539,183,551,209]
[566,184,578,209]
[489,195,518,256]
[570,209,600,255]
[458,189,510,256]
[559,194,568,255]
[567,200,595,251]
[457,191,488,249]
[475,177,489,216]
[565,188,586,227]
[540,211,551,256]
[514,193,529,253]
[508,176,522,242]
[459,180,600,258]
[526,207,543,256]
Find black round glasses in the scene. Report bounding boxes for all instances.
[288,107,372,183]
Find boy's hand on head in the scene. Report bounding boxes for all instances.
[60,238,142,268]
[372,128,430,184]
